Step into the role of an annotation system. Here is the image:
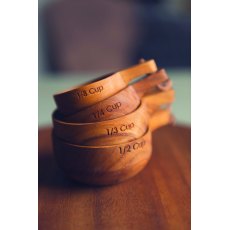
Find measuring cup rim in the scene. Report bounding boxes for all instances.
[52,101,145,126]
[52,128,150,150]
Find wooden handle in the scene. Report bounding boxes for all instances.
[132,69,169,97]
[120,60,157,84]
[61,86,174,123]
[60,72,173,123]
[142,89,175,115]
[54,60,157,115]
[157,79,173,91]
[149,108,174,132]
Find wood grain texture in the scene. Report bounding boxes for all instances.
[53,60,157,115]
[133,69,170,98]
[53,102,149,146]
[39,125,191,230]
[52,91,175,146]
[62,86,141,123]
[62,69,169,123]
[52,109,172,186]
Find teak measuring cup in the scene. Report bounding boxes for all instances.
[53,108,173,186]
[62,69,171,123]
[54,60,157,115]
[52,89,175,146]
[53,102,149,146]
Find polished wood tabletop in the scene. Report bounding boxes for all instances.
[39,125,191,230]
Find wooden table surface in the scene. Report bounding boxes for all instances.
[39,125,191,230]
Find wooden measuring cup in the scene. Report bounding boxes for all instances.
[142,88,175,115]
[62,69,171,123]
[52,88,175,146]
[53,108,173,186]
[53,60,157,115]
[53,102,149,146]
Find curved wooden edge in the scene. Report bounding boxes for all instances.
[53,89,175,126]
[55,69,173,123]
[57,80,173,123]
[141,89,175,116]
[52,126,151,150]
[52,88,175,145]
[132,69,169,97]
[157,79,173,91]
[142,89,175,107]
[62,86,141,123]
[53,131,152,185]
[53,72,125,115]
[52,102,149,145]
[53,100,147,126]
[120,59,157,84]
[149,109,174,132]
[53,60,158,115]
[52,107,173,149]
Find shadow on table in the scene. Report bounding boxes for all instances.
[38,128,98,190]
[39,152,106,191]
[38,125,191,191]
[38,127,152,191]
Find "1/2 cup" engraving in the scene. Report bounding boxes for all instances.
[119,139,146,155]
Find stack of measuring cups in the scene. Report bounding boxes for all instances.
[52,59,175,185]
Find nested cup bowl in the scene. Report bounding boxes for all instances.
[52,102,149,146]
[52,108,173,186]
[52,128,152,186]
[61,69,170,123]
[54,60,157,115]
[52,87,175,146]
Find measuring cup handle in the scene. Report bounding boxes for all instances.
[142,89,175,115]
[132,69,170,97]
[149,109,175,132]
[120,60,157,84]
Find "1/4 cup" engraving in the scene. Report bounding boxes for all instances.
[90,102,122,120]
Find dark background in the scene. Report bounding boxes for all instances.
[38,0,191,74]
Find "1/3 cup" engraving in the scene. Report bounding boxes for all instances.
[106,122,134,136]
